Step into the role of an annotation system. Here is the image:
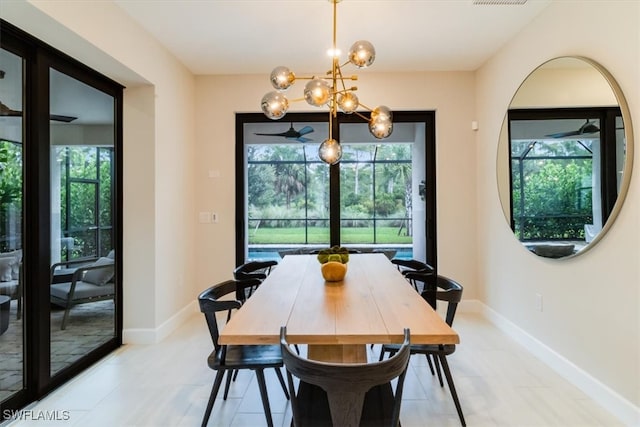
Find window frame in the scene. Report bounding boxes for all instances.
[235,111,437,269]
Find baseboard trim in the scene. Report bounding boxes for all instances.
[122,300,198,344]
[459,299,639,426]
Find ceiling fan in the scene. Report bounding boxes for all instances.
[254,123,314,143]
[0,69,77,123]
[0,100,77,123]
[545,119,599,138]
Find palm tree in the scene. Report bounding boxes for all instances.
[270,146,306,209]
[377,145,412,236]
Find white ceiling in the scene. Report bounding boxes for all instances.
[113,0,553,75]
[1,0,554,128]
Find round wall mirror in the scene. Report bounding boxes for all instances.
[497,57,633,259]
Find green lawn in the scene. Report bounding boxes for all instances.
[249,227,412,244]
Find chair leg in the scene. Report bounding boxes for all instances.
[438,354,466,427]
[254,369,274,427]
[222,370,234,400]
[61,306,72,330]
[433,352,444,387]
[202,370,225,427]
[274,367,290,400]
[232,369,239,381]
[426,354,435,375]
[379,347,397,362]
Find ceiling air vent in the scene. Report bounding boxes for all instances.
[473,0,527,4]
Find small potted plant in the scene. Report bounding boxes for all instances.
[317,246,349,282]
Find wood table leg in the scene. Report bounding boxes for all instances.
[307,344,367,363]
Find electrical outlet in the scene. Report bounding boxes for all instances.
[535,293,543,312]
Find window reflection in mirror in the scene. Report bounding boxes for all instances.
[498,57,633,259]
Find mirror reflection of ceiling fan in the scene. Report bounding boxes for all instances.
[254,123,314,143]
[545,119,599,138]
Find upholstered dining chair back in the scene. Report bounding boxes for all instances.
[280,326,411,427]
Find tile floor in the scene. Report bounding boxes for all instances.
[3,312,625,427]
[0,300,115,402]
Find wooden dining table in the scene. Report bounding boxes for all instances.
[219,253,459,363]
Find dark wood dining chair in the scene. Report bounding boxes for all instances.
[379,275,466,426]
[281,326,411,427]
[198,280,289,427]
[390,258,435,292]
[233,260,278,300]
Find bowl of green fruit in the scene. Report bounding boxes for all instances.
[317,246,349,282]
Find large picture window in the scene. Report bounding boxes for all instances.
[236,112,436,267]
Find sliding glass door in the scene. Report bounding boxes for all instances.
[0,20,122,418]
[236,112,436,267]
[0,45,25,406]
[49,68,117,376]
[338,121,427,261]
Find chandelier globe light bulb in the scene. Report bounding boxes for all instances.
[338,92,359,114]
[371,105,392,121]
[304,78,332,107]
[270,66,295,91]
[348,40,376,68]
[318,138,343,165]
[369,115,393,139]
[261,91,289,120]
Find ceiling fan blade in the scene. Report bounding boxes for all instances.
[297,126,314,136]
[546,120,600,139]
[545,130,580,138]
[0,101,22,117]
[50,114,77,123]
[1,101,77,122]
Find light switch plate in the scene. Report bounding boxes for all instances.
[199,212,211,223]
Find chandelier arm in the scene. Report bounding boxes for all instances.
[353,111,370,121]
[330,0,339,118]
[333,87,358,95]
[329,109,334,140]
[295,75,325,81]
[357,102,374,112]
[335,64,348,93]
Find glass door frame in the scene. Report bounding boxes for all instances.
[0,19,123,415]
[235,111,437,269]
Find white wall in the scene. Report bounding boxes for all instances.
[476,0,639,415]
[193,72,478,297]
[2,1,198,340]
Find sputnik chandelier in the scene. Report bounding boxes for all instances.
[260,0,393,165]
